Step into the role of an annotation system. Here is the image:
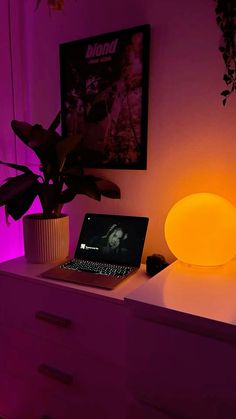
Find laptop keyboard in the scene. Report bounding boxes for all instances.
[60,259,134,278]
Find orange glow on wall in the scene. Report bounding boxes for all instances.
[164,193,236,266]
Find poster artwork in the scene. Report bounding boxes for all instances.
[60,25,150,169]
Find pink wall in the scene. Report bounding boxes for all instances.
[0,0,235,263]
[0,1,24,261]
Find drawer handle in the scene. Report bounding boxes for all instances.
[38,363,74,385]
[35,310,72,329]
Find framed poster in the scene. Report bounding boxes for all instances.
[60,24,150,169]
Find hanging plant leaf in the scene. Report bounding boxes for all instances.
[228,68,235,75]
[221,89,230,96]
[223,74,232,84]
[223,52,229,63]
[215,0,236,104]
[219,46,225,52]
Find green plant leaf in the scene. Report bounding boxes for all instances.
[48,112,61,131]
[6,184,39,220]
[56,134,83,172]
[63,175,101,201]
[0,160,32,174]
[74,177,101,201]
[95,178,121,199]
[58,188,77,204]
[5,114,121,219]
[28,124,61,148]
[11,120,32,146]
[38,183,63,217]
[11,120,61,150]
[62,165,83,177]
[11,120,62,178]
[0,173,39,206]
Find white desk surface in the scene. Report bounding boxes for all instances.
[126,258,236,327]
[0,256,149,304]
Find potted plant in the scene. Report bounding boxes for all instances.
[0,113,120,262]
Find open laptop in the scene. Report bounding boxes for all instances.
[41,213,149,290]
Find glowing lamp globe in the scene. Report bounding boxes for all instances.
[164,193,236,266]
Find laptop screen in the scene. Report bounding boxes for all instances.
[75,213,149,266]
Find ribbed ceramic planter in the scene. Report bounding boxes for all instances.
[23,214,69,263]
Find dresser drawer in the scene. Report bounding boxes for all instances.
[0,371,36,419]
[0,325,8,374]
[0,370,101,419]
[1,275,51,330]
[127,399,175,419]
[2,326,126,419]
[1,274,126,366]
[128,317,236,419]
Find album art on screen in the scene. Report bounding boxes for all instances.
[60,24,150,169]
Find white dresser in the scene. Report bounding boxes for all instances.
[125,259,236,419]
[0,257,148,419]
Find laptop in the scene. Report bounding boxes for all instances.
[41,213,149,290]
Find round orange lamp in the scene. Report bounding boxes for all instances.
[164,193,236,266]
